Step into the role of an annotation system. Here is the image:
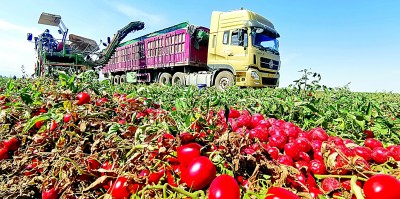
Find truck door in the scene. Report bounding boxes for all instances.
[224,29,249,69]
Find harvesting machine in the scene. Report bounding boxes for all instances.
[27,12,144,77]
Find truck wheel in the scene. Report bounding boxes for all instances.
[120,75,127,84]
[172,72,186,86]
[159,73,172,85]
[113,75,120,85]
[215,71,234,91]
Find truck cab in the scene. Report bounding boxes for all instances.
[207,9,280,90]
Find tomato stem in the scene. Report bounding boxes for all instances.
[125,144,155,159]
[243,191,264,199]
[350,175,365,199]
[63,157,87,175]
[314,174,368,182]
[138,184,205,199]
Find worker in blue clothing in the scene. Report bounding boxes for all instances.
[41,29,56,51]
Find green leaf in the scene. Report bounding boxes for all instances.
[105,123,120,140]
[20,89,33,105]
[302,103,320,115]
[6,79,14,94]
[22,113,51,134]
[108,124,120,134]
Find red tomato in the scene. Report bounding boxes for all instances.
[363,130,375,138]
[179,132,195,143]
[166,170,178,187]
[308,187,323,199]
[228,109,240,118]
[237,113,252,127]
[340,179,362,191]
[95,97,109,106]
[42,187,58,199]
[250,113,265,128]
[86,158,101,171]
[309,159,327,174]
[77,92,91,105]
[294,137,312,153]
[363,174,400,199]
[177,143,202,166]
[208,174,240,199]
[308,127,329,141]
[157,133,175,149]
[321,177,340,193]
[264,145,279,160]
[284,143,300,159]
[49,120,57,131]
[0,147,9,160]
[353,146,372,161]
[388,145,400,161]
[109,177,130,199]
[268,135,286,150]
[265,187,300,199]
[64,114,71,123]
[182,156,216,190]
[277,154,294,166]
[101,160,113,170]
[371,147,390,164]
[148,172,163,185]
[364,138,383,149]
[35,120,44,129]
[249,128,269,142]
[3,137,19,151]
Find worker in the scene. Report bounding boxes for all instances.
[41,29,56,51]
[42,29,53,39]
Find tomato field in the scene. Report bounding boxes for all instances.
[0,71,399,199]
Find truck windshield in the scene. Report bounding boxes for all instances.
[252,30,279,54]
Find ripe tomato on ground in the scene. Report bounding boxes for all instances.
[182,156,216,190]
[177,143,202,166]
[363,174,400,199]
[77,92,91,105]
[265,187,300,199]
[109,177,130,199]
[3,137,19,151]
[208,174,240,199]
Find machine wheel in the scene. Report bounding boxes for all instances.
[215,71,234,91]
[120,75,127,84]
[171,72,186,86]
[113,75,120,85]
[159,72,172,85]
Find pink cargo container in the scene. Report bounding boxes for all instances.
[102,22,209,82]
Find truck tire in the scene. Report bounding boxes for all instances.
[215,71,234,91]
[109,76,114,84]
[159,73,172,85]
[120,75,127,84]
[113,75,120,85]
[172,72,186,86]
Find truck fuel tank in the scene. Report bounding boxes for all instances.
[185,71,213,87]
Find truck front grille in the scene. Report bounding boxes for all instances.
[262,77,278,86]
[260,58,279,70]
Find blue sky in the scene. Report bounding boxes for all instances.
[1,0,399,92]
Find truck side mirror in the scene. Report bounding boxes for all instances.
[58,29,62,34]
[27,33,33,41]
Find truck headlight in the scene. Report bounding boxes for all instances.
[251,71,260,81]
